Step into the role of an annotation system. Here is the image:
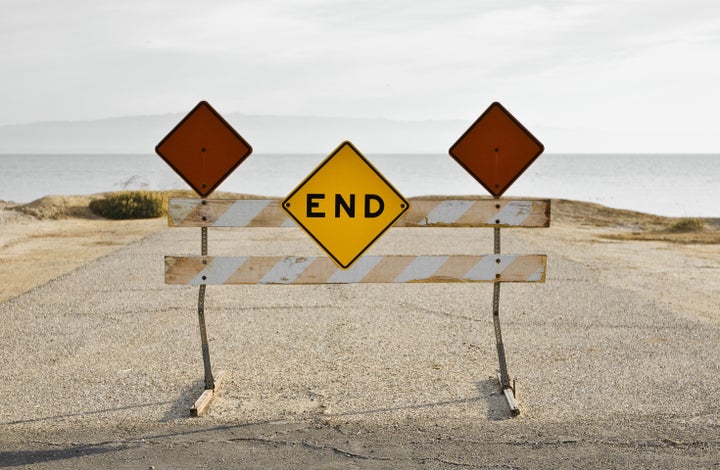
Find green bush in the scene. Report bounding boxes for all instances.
[89,191,166,219]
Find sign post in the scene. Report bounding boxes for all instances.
[450,101,546,415]
[156,101,252,415]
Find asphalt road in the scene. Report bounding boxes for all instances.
[1,225,718,468]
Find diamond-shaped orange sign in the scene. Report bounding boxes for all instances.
[449,102,544,198]
[282,141,409,269]
[156,101,252,198]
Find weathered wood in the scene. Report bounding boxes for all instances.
[167,198,551,228]
[504,388,520,416]
[499,372,520,416]
[168,199,291,228]
[165,255,547,285]
[190,369,226,417]
[403,198,550,228]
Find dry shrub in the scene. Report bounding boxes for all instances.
[89,191,165,219]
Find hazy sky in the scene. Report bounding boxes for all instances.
[2,0,719,152]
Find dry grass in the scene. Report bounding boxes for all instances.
[5,190,271,220]
[550,199,720,244]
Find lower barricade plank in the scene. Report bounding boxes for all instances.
[165,255,546,285]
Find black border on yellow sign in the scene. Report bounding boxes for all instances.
[282,141,410,269]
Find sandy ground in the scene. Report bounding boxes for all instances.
[0,195,719,468]
[0,205,164,304]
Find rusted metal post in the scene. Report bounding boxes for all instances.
[492,224,519,415]
[493,226,510,387]
[198,224,215,390]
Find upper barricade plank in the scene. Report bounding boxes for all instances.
[168,197,551,228]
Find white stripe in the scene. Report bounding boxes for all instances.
[490,201,533,225]
[328,256,383,283]
[423,201,474,225]
[215,200,271,227]
[169,200,198,225]
[190,257,248,285]
[529,266,545,282]
[394,256,449,283]
[260,257,316,284]
[463,255,513,281]
[281,217,297,227]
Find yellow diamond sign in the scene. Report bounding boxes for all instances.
[282,141,409,269]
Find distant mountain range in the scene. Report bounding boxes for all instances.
[0,113,467,154]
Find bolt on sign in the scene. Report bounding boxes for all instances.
[282,141,410,269]
[449,102,544,198]
[155,101,253,198]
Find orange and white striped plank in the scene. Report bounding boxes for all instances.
[165,254,547,285]
[168,198,550,228]
[405,198,549,227]
[168,198,294,228]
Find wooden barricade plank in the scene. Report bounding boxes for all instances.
[165,254,547,285]
[403,198,550,228]
[168,198,290,228]
[167,198,551,228]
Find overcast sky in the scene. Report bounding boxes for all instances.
[2,0,719,153]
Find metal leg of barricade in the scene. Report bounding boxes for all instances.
[198,283,215,391]
[492,226,519,416]
[198,225,215,390]
[191,224,224,416]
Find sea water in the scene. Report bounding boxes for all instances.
[0,153,718,217]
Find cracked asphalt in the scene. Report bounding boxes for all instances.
[1,223,719,468]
